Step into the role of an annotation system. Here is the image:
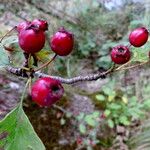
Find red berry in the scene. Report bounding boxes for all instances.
[100,113,106,119]
[17,21,31,33]
[31,77,64,107]
[76,137,82,145]
[50,27,74,56]
[129,27,149,47]
[31,19,48,31]
[111,45,131,64]
[18,28,45,53]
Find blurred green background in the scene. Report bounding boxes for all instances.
[1,0,150,149]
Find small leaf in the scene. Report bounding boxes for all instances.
[131,47,149,62]
[104,109,111,117]
[102,87,112,95]
[119,116,130,126]
[35,50,53,62]
[109,103,121,110]
[76,112,85,121]
[122,96,128,104]
[79,124,86,134]
[85,115,97,127]
[60,118,66,125]
[108,95,115,102]
[87,146,93,150]
[0,106,45,150]
[108,119,114,128]
[95,94,105,101]
[66,112,72,118]
[92,111,100,118]
[143,100,150,109]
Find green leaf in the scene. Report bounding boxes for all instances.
[79,124,86,134]
[102,87,116,96]
[131,47,149,62]
[122,96,128,104]
[87,146,93,150]
[119,116,130,126]
[66,112,72,118]
[109,103,121,110]
[76,112,85,121]
[95,94,105,101]
[107,119,114,128]
[0,45,9,67]
[85,115,97,127]
[108,95,115,102]
[92,111,100,118]
[0,106,45,150]
[143,100,150,110]
[35,50,53,62]
[104,109,111,117]
[60,118,66,125]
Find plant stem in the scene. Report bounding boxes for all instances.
[28,53,32,68]
[121,61,149,71]
[19,79,31,109]
[53,104,68,114]
[34,54,57,72]
[115,60,132,71]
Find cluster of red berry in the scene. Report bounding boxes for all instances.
[16,19,74,107]
[110,27,149,64]
[17,19,74,56]
[11,21,150,107]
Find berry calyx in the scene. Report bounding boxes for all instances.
[17,21,31,33]
[129,27,149,47]
[18,28,45,53]
[31,77,64,107]
[31,19,48,31]
[110,45,131,64]
[50,27,74,56]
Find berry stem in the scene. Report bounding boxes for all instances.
[116,60,132,71]
[32,54,38,66]
[34,54,57,72]
[127,43,132,48]
[0,26,16,43]
[28,77,32,95]
[120,61,149,71]
[28,53,32,68]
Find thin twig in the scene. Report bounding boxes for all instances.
[53,104,68,113]
[120,61,149,71]
[115,60,132,71]
[34,54,57,72]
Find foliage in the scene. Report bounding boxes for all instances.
[76,111,101,149]
[0,106,45,150]
[95,80,150,128]
[46,1,147,74]
[0,0,150,150]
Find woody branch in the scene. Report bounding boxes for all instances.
[4,60,150,84]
